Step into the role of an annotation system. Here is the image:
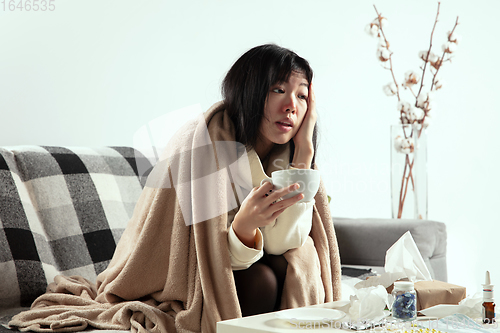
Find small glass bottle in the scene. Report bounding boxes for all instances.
[392,281,417,321]
[483,271,496,324]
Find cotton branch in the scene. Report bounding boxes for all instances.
[374,5,401,101]
[430,16,460,91]
[416,2,441,106]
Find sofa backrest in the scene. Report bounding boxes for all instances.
[0,146,151,308]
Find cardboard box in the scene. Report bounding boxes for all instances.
[387,280,466,311]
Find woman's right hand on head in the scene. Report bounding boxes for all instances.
[231,181,304,248]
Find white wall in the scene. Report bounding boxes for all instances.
[1,0,498,294]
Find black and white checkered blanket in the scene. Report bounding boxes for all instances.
[0,146,151,308]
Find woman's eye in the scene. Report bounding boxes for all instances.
[299,95,308,100]
[273,88,285,93]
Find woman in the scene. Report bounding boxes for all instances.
[10,44,341,333]
[221,44,321,316]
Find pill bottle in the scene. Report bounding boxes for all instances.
[392,281,417,321]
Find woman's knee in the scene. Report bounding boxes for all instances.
[233,262,278,316]
[234,262,277,294]
[267,255,288,280]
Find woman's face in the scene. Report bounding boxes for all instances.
[256,71,309,157]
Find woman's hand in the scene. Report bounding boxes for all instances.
[292,82,317,169]
[232,181,304,248]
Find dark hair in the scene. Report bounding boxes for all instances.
[222,44,318,167]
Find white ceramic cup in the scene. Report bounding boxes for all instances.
[260,169,320,203]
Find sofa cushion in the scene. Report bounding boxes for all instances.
[0,146,151,308]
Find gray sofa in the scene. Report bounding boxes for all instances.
[0,146,447,330]
[335,217,447,282]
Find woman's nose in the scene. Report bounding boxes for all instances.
[284,95,296,113]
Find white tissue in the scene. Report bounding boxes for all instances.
[348,285,390,321]
[419,292,483,318]
[355,231,433,289]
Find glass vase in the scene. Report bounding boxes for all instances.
[391,124,428,219]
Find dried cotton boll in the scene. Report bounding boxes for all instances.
[397,100,412,113]
[433,76,445,90]
[413,108,425,121]
[430,58,443,70]
[416,93,426,108]
[400,112,410,124]
[393,135,404,151]
[365,23,379,37]
[442,41,457,54]
[401,107,421,124]
[413,122,423,132]
[401,111,415,124]
[404,70,421,86]
[378,39,390,49]
[378,17,389,28]
[418,50,439,63]
[416,92,432,108]
[383,82,397,96]
[408,109,418,123]
[377,47,391,62]
[394,136,414,154]
[429,52,439,63]
[401,138,414,154]
[424,51,440,64]
[419,50,429,62]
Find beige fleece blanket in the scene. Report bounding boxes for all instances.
[9,102,341,333]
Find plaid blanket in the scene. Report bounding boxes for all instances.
[0,146,151,308]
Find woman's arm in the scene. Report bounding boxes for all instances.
[227,223,264,270]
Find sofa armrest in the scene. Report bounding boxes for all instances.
[334,217,447,282]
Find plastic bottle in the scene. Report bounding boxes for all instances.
[482,271,496,324]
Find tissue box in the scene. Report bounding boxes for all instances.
[387,280,466,311]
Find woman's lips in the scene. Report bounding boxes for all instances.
[275,121,293,132]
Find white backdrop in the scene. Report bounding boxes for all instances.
[1,0,498,294]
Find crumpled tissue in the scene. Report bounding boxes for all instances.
[342,231,434,321]
[355,231,433,289]
[347,285,390,321]
[418,292,483,318]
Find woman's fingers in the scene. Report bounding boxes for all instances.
[264,183,299,204]
[303,82,317,132]
[255,181,274,197]
[269,192,304,218]
[308,82,316,114]
[293,82,317,151]
[264,183,303,214]
[241,182,303,226]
